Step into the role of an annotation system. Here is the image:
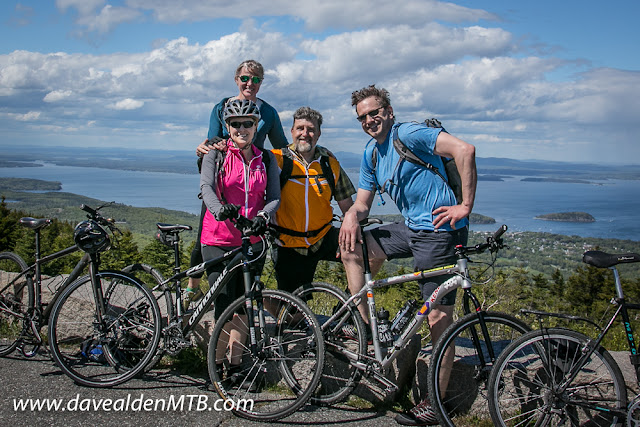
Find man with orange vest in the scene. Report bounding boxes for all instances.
[270,106,356,292]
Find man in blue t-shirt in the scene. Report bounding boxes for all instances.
[340,85,477,426]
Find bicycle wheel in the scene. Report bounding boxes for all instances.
[122,263,173,320]
[122,263,173,371]
[48,270,161,387]
[294,281,367,405]
[428,311,530,426]
[207,289,325,421]
[487,328,626,427]
[0,252,34,356]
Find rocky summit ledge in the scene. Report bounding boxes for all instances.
[534,211,596,222]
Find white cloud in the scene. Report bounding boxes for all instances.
[109,98,145,110]
[1,4,639,163]
[125,0,497,30]
[7,111,41,121]
[43,90,73,102]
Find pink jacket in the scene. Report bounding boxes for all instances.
[201,143,268,246]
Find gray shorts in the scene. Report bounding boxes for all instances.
[369,222,468,305]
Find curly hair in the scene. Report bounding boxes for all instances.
[351,84,391,108]
[292,106,323,130]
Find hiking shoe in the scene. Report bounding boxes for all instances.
[394,396,439,426]
[224,364,260,392]
[338,324,372,344]
[182,289,203,312]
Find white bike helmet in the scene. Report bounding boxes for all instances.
[223,99,261,123]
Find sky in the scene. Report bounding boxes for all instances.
[1,0,639,164]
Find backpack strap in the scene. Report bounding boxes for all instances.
[279,147,295,189]
[279,147,336,197]
[270,222,331,239]
[319,155,336,197]
[392,126,448,183]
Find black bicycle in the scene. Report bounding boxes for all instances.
[487,250,640,426]
[126,206,325,422]
[0,204,162,387]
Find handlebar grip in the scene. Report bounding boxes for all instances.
[491,224,508,241]
[81,204,97,217]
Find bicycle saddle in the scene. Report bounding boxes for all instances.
[583,250,640,268]
[156,223,192,233]
[19,217,52,230]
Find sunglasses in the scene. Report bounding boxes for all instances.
[357,107,383,123]
[239,75,263,84]
[228,120,255,129]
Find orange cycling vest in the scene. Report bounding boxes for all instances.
[271,147,341,248]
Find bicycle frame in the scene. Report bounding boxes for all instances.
[160,234,268,341]
[0,243,90,357]
[523,262,640,419]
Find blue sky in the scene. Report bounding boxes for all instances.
[1,0,639,164]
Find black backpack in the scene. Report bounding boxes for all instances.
[371,118,463,204]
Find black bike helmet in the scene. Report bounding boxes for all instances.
[223,98,261,123]
[74,220,111,254]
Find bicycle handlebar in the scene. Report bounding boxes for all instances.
[80,203,118,232]
[457,224,508,256]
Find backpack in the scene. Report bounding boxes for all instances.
[278,146,336,196]
[371,118,463,204]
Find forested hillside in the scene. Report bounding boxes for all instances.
[3,186,640,351]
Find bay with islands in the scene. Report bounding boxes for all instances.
[1,145,640,242]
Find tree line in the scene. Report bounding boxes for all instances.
[2,198,640,350]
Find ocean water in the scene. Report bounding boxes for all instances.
[1,162,639,241]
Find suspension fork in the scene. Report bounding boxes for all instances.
[462,288,497,370]
[88,256,108,328]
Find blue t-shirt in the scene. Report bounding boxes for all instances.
[358,122,468,231]
[207,97,288,150]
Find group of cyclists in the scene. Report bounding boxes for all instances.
[191,59,477,426]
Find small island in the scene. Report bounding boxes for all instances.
[535,212,595,223]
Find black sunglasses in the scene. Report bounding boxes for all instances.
[229,120,255,129]
[239,75,263,84]
[357,107,382,123]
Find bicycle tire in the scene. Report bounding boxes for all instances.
[0,252,34,356]
[48,270,161,387]
[122,263,173,320]
[207,289,325,421]
[293,281,367,405]
[487,327,626,427]
[122,263,173,371]
[427,311,530,426]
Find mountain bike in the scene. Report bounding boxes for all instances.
[126,206,325,422]
[0,203,162,388]
[487,250,640,426]
[294,219,529,426]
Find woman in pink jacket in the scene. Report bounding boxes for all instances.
[199,99,280,385]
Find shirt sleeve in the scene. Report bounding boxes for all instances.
[262,150,281,218]
[265,105,289,149]
[398,122,442,159]
[357,141,377,191]
[199,150,224,216]
[333,165,356,202]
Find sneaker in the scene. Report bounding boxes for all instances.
[394,396,440,426]
[224,365,260,392]
[182,289,203,312]
[338,324,373,344]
